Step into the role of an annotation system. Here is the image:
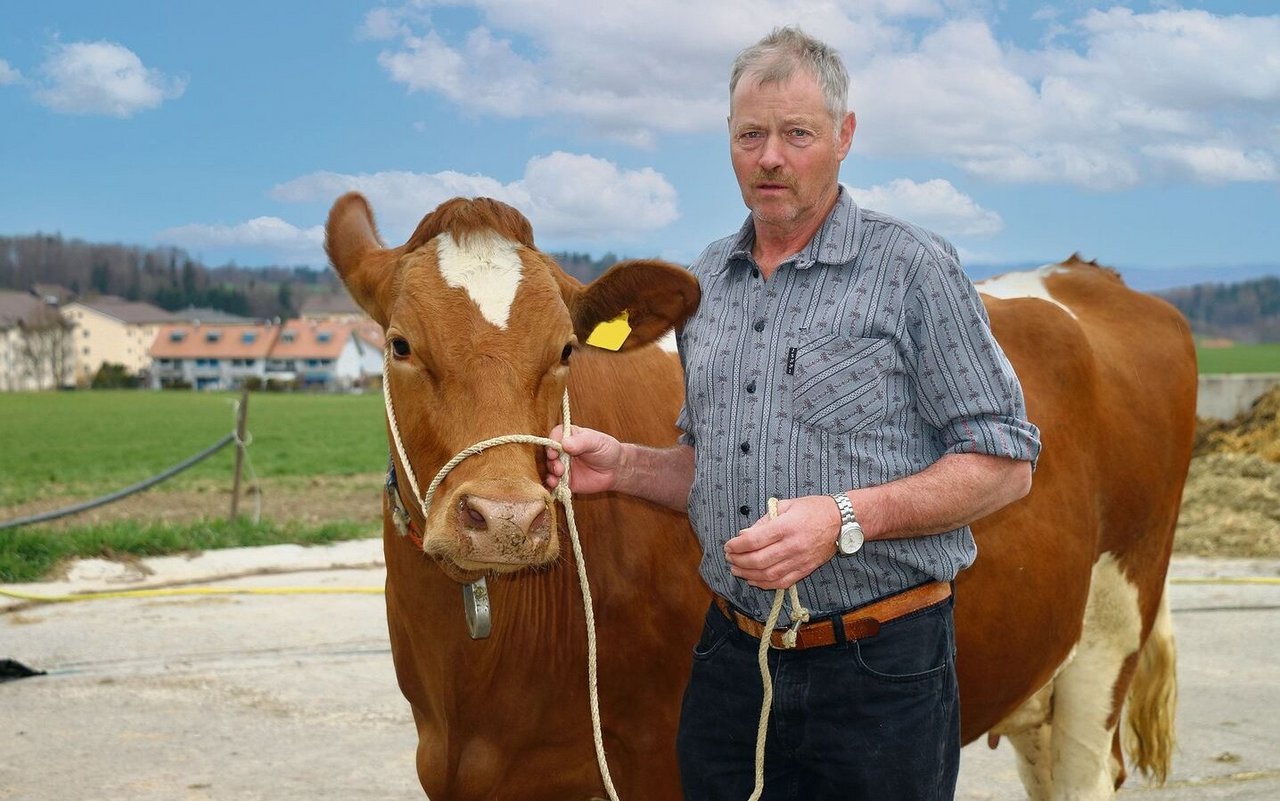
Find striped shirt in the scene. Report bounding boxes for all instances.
[676,186,1041,623]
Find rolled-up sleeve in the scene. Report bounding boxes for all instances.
[905,248,1041,467]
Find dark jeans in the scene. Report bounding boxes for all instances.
[676,594,960,801]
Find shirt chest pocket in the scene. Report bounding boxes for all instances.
[789,333,899,434]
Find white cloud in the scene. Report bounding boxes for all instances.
[273,152,678,243]
[364,2,1280,188]
[0,59,21,85]
[34,40,185,117]
[1142,143,1278,184]
[848,178,1003,238]
[156,218,324,262]
[160,151,678,265]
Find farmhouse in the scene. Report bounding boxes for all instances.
[150,322,278,389]
[61,296,179,385]
[149,319,383,390]
[265,319,383,389]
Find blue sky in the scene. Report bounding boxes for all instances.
[2,1,1278,288]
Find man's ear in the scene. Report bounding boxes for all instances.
[570,259,700,351]
[325,192,396,328]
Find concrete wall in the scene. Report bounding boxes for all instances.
[1197,373,1280,420]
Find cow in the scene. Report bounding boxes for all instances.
[327,191,1194,801]
[967,256,1195,799]
[326,192,709,801]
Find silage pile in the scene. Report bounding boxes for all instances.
[1176,386,1280,557]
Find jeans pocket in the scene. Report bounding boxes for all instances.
[690,609,734,662]
[851,604,952,683]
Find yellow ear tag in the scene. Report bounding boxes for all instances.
[586,310,631,351]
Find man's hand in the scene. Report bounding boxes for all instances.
[723,495,842,589]
[544,425,624,495]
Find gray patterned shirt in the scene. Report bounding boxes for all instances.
[676,186,1041,623]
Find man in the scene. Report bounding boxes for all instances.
[546,26,1040,800]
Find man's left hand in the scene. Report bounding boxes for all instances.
[723,496,842,590]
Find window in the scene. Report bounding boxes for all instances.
[282,331,297,343]
[242,331,257,344]
[317,331,332,343]
[169,331,187,342]
[205,330,222,342]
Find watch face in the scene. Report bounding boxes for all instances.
[838,523,864,556]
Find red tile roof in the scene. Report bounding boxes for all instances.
[150,323,279,359]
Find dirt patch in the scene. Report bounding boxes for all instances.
[1178,385,1280,557]
[1175,453,1280,557]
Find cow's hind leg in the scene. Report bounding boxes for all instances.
[995,682,1055,801]
[1048,553,1143,800]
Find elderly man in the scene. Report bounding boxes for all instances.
[547,26,1040,800]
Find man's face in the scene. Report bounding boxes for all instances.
[728,68,854,233]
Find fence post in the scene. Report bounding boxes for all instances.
[230,389,249,519]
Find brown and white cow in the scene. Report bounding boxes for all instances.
[967,256,1195,799]
[328,191,1194,801]
[326,193,709,801]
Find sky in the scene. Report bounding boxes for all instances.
[2,1,1279,288]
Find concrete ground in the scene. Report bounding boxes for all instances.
[2,543,1277,800]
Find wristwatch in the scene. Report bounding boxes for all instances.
[830,492,864,557]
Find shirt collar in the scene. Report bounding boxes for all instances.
[725,184,862,274]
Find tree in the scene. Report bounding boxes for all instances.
[17,306,75,389]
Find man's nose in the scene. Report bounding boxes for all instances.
[759,133,786,170]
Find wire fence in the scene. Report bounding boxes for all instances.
[0,393,257,531]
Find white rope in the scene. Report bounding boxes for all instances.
[748,497,810,801]
[381,349,621,801]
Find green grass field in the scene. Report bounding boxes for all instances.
[0,390,387,507]
[1197,342,1280,375]
[0,390,390,582]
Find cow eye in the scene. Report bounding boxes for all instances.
[391,337,411,359]
[560,342,573,366]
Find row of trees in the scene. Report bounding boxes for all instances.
[1,234,628,320]
[1159,276,1280,343]
[0,234,335,319]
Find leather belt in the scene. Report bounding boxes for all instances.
[713,581,952,650]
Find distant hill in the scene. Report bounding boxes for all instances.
[0,233,622,320]
[1156,276,1280,344]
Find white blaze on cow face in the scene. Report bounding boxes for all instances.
[435,231,525,329]
[977,265,1079,320]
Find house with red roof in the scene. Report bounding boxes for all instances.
[149,319,382,390]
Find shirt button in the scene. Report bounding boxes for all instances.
[739,505,751,516]
[753,319,765,332]
[740,442,750,454]
[751,268,760,279]
[745,380,756,394]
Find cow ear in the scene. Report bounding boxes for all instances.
[325,192,396,328]
[571,259,700,351]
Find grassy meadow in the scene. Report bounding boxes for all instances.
[0,390,387,507]
[1196,342,1280,375]
[0,390,389,582]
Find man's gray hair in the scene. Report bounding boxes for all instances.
[729,26,849,122]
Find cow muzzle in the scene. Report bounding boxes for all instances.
[449,483,557,569]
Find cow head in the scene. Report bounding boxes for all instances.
[326,193,698,583]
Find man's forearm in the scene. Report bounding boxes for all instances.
[852,452,1032,542]
[614,443,695,512]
